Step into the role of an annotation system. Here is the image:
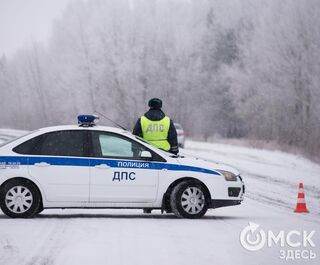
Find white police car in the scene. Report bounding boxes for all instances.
[0,115,244,219]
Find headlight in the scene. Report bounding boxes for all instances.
[219,170,238,181]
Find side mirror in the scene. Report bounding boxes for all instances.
[140,151,152,160]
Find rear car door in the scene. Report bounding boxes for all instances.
[15,130,90,202]
[89,131,159,203]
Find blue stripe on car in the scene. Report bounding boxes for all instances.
[0,156,220,176]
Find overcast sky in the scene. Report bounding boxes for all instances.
[0,0,75,58]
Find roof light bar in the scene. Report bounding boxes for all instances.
[78,115,99,127]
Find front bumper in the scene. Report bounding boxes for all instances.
[210,199,242,209]
[210,179,245,209]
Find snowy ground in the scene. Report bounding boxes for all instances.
[0,130,319,265]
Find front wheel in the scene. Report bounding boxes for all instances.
[170,181,209,218]
[0,179,41,218]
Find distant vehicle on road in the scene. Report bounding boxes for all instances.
[174,123,185,148]
[0,115,244,219]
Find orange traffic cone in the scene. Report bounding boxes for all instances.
[294,183,309,213]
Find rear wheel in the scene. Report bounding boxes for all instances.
[0,179,41,218]
[170,180,209,218]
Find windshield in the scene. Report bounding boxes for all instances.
[157,149,180,158]
[135,136,180,158]
[135,136,150,144]
[0,130,37,148]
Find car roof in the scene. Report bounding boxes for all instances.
[38,125,128,134]
[0,124,142,152]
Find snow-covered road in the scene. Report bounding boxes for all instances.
[183,141,320,218]
[0,131,319,265]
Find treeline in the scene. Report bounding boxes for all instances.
[0,0,319,158]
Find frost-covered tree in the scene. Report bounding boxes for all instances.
[0,0,319,158]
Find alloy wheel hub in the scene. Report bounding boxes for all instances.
[181,187,205,215]
[5,186,33,214]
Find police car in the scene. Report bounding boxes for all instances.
[0,115,244,219]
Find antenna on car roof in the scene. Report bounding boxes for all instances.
[94,110,128,131]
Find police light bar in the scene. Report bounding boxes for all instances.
[78,114,99,127]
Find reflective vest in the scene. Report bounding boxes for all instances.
[140,115,171,151]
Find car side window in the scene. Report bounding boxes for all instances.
[13,135,43,155]
[91,131,148,159]
[13,130,87,157]
[37,131,86,157]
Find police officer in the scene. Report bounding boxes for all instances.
[133,98,179,155]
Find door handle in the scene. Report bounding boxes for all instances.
[34,162,50,167]
[94,164,111,169]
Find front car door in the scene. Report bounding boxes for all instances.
[89,131,160,203]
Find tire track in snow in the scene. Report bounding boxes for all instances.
[0,235,20,265]
[15,218,70,265]
[183,146,320,221]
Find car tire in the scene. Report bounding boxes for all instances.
[36,205,44,215]
[170,180,209,219]
[0,179,41,218]
[143,208,152,214]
